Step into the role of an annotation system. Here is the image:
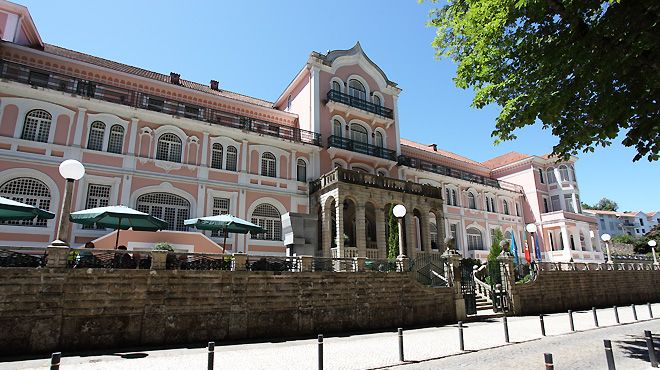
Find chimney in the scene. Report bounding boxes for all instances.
[170,72,180,85]
[429,143,437,151]
[210,80,219,91]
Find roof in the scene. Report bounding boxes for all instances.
[400,139,485,167]
[583,209,635,217]
[42,44,275,108]
[481,152,532,169]
[315,42,397,89]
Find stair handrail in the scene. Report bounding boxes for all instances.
[431,269,448,285]
[473,275,493,303]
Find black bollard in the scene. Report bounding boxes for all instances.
[568,310,575,332]
[398,328,404,362]
[649,303,654,319]
[645,331,658,368]
[207,342,214,370]
[540,314,546,336]
[458,321,465,351]
[593,307,599,327]
[503,316,510,343]
[318,334,323,370]
[50,352,61,370]
[604,339,616,370]
[614,306,620,324]
[544,353,554,370]
[632,304,638,321]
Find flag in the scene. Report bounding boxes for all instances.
[510,233,519,265]
[535,232,542,261]
[523,240,531,264]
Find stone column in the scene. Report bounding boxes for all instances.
[335,198,344,258]
[435,213,446,254]
[560,225,571,260]
[443,250,466,320]
[290,149,297,181]
[46,246,70,268]
[321,201,332,257]
[300,255,313,272]
[356,204,367,257]
[404,212,416,259]
[497,253,517,314]
[420,211,431,254]
[150,250,168,270]
[232,253,248,271]
[375,207,386,259]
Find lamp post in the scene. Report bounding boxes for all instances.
[52,159,85,246]
[526,223,537,262]
[649,240,658,266]
[601,233,612,264]
[392,204,407,257]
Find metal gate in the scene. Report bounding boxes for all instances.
[460,259,477,315]
[412,254,449,287]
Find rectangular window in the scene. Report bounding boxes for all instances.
[640,218,644,226]
[147,97,164,112]
[83,184,111,229]
[210,197,230,237]
[538,168,544,184]
[551,195,561,212]
[183,105,200,119]
[543,198,549,213]
[564,195,574,213]
[450,223,459,248]
[28,71,50,88]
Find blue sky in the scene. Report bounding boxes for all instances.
[19,0,658,212]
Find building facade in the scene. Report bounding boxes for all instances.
[0,1,602,262]
[585,210,659,238]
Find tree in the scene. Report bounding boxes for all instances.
[387,207,399,259]
[428,0,659,162]
[591,197,618,211]
[486,229,504,286]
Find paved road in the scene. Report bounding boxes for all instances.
[1,304,658,370]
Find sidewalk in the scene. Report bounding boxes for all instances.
[1,304,657,370]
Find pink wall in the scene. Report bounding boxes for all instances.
[0,104,18,137]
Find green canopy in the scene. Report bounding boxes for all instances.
[0,196,55,221]
[69,205,168,248]
[184,214,266,250]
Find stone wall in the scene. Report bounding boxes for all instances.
[0,268,456,356]
[511,268,660,315]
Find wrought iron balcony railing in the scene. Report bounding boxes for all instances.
[0,59,321,146]
[326,89,394,119]
[327,135,397,161]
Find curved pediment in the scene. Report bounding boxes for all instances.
[320,42,398,92]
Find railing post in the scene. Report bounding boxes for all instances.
[649,303,654,319]
[540,314,546,336]
[458,321,465,351]
[396,255,409,272]
[593,307,599,327]
[207,341,215,370]
[318,334,323,370]
[632,304,638,321]
[503,315,510,343]
[150,250,168,270]
[568,310,575,332]
[645,331,658,368]
[300,255,314,272]
[46,246,70,268]
[232,253,248,271]
[355,257,366,272]
[603,339,616,370]
[398,328,404,362]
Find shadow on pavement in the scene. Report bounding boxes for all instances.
[616,334,658,362]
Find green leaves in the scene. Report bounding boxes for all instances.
[428,0,659,161]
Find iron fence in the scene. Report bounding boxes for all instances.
[312,257,356,272]
[246,256,300,272]
[166,252,232,271]
[0,247,47,267]
[67,249,151,269]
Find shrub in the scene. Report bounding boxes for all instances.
[153,242,174,251]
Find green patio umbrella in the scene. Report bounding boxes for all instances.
[0,196,55,221]
[69,205,168,248]
[184,214,266,250]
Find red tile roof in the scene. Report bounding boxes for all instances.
[400,139,485,167]
[481,152,532,169]
[42,44,275,108]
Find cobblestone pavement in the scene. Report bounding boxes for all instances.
[1,304,658,370]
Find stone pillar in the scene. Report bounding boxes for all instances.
[355,256,366,272]
[232,253,248,271]
[335,198,344,258]
[150,250,168,270]
[290,149,297,181]
[356,204,367,257]
[375,207,386,259]
[321,201,331,257]
[404,212,416,259]
[420,211,431,254]
[435,213,446,254]
[497,253,517,314]
[396,254,409,272]
[46,246,70,268]
[300,255,313,272]
[443,250,466,320]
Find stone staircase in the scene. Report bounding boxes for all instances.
[475,290,493,311]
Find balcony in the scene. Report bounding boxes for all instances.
[310,167,443,199]
[0,59,321,146]
[540,210,598,225]
[328,135,397,161]
[326,89,393,119]
[397,155,522,192]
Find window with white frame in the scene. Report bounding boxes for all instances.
[546,168,556,183]
[490,197,496,213]
[373,94,381,106]
[450,223,460,248]
[21,109,52,143]
[136,192,190,231]
[543,197,550,213]
[225,146,238,171]
[558,165,569,182]
[156,133,182,163]
[467,192,476,209]
[82,184,111,229]
[467,227,484,250]
[375,131,384,147]
[539,168,545,184]
[564,194,575,212]
[569,165,576,182]
[0,177,51,227]
[332,80,341,92]
[251,204,282,241]
[87,121,105,151]
[107,125,124,154]
[210,197,230,237]
[333,119,343,137]
[350,123,368,144]
[261,152,276,177]
[348,79,366,100]
[211,143,223,169]
[515,202,520,216]
[551,195,561,212]
[445,188,458,206]
[296,159,307,182]
[503,200,510,215]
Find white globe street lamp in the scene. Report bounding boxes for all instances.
[392,204,407,257]
[52,159,85,246]
[526,223,537,262]
[649,240,658,266]
[601,233,612,264]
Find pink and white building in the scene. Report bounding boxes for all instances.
[0,1,602,262]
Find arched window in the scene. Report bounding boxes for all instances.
[569,165,576,182]
[211,143,223,169]
[21,109,52,142]
[156,133,182,163]
[136,192,190,231]
[350,123,368,143]
[87,121,105,151]
[373,94,381,106]
[333,119,343,138]
[377,170,386,176]
[558,165,569,182]
[332,80,341,92]
[490,197,496,213]
[503,200,510,215]
[261,152,276,177]
[251,204,282,240]
[0,177,51,227]
[296,159,307,182]
[348,79,366,100]
[467,228,484,250]
[225,145,238,171]
[429,221,438,249]
[546,168,556,183]
[467,192,476,209]
[375,131,384,147]
[107,125,124,154]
